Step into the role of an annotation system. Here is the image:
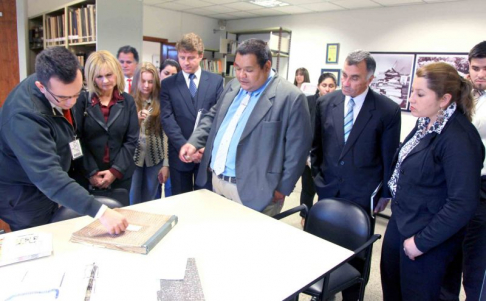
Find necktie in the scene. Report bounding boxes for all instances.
[189,74,197,98]
[344,98,355,143]
[127,78,132,93]
[213,92,251,175]
[63,109,73,126]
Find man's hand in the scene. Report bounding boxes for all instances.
[179,143,197,163]
[192,148,205,164]
[272,190,285,203]
[99,208,128,235]
[403,236,424,261]
[89,173,103,188]
[374,197,391,214]
[97,170,116,189]
[158,166,170,184]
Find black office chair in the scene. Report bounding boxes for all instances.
[49,195,124,223]
[275,198,381,301]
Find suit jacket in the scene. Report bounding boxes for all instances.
[307,93,318,138]
[74,91,139,180]
[160,70,223,172]
[391,111,484,253]
[188,73,312,212]
[311,89,401,211]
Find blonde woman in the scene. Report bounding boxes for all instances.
[129,62,169,204]
[73,50,139,198]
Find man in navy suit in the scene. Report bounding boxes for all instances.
[161,33,223,195]
[311,50,401,300]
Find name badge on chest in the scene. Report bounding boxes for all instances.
[69,139,83,160]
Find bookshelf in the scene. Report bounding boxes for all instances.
[27,0,97,74]
[225,27,292,79]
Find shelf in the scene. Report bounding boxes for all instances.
[228,28,291,35]
[69,41,96,46]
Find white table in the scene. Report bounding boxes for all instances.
[0,190,353,301]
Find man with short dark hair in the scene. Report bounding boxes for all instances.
[161,33,223,195]
[117,45,139,93]
[0,47,128,234]
[311,50,401,300]
[179,39,311,215]
[442,41,486,301]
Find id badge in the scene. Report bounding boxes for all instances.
[69,139,83,160]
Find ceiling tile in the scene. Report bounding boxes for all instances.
[202,5,238,13]
[423,0,463,2]
[226,10,260,18]
[203,0,240,4]
[300,2,344,11]
[185,7,220,15]
[332,0,381,9]
[171,0,214,8]
[372,0,423,5]
[272,5,313,13]
[223,2,261,10]
[144,0,173,5]
[248,8,289,15]
[155,2,191,10]
[283,0,327,4]
[209,13,240,19]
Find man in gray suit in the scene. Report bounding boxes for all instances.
[179,39,311,216]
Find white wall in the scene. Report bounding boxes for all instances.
[142,41,161,68]
[226,0,486,140]
[143,5,222,49]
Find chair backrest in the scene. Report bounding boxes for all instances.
[305,198,372,260]
[90,188,129,207]
[49,196,124,223]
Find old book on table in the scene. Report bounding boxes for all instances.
[0,233,53,267]
[70,209,177,254]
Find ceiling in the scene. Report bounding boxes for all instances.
[143,0,466,20]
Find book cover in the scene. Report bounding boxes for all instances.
[0,233,53,267]
[70,209,178,255]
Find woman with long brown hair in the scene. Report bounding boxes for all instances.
[129,62,169,204]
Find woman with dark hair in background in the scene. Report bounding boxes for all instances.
[155,59,182,198]
[129,62,169,204]
[381,62,484,300]
[300,72,337,226]
[293,67,310,89]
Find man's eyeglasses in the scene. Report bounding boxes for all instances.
[45,87,83,103]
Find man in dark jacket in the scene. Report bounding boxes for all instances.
[0,47,128,234]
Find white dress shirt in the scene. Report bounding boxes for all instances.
[344,87,369,120]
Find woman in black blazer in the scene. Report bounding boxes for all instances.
[380,62,484,301]
[300,72,337,226]
[74,50,139,194]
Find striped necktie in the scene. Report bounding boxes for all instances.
[344,98,355,143]
[189,73,197,98]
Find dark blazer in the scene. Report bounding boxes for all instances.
[74,91,139,180]
[391,111,484,253]
[307,93,318,138]
[160,70,223,172]
[311,89,401,211]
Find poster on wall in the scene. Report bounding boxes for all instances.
[414,53,469,78]
[370,52,415,111]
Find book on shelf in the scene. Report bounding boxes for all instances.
[220,38,237,54]
[68,5,96,44]
[71,208,178,255]
[0,233,53,267]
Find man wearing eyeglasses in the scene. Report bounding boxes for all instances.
[0,47,128,234]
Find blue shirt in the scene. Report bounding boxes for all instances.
[210,70,275,177]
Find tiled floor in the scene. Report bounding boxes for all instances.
[279,179,467,301]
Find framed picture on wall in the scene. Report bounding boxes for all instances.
[414,53,469,78]
[326,43,340,64]
[321,68,341,87]
[370,52,415,111]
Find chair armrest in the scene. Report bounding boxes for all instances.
[273,204,308,220]
[353,234,381,255]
